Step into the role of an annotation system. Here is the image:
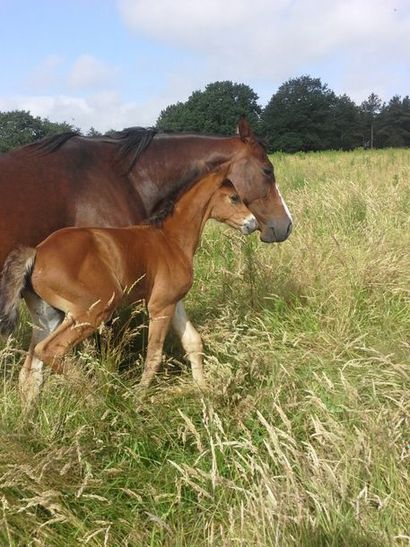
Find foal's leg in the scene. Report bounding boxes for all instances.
[172,301,206,389]
[34,296,119,374]
[139,303,176,389]
[20,291,64,411]
[34,315,92,373]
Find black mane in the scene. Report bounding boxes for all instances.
[22,126,263,177]
[144,201,176,227]
[143,180,193,228]
[143,172,230,228]
[102,127,158,173]
[27,131,81,154]
[26,126,158,174]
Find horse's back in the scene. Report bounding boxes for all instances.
[0,150,75,268]
[0,142,145,270]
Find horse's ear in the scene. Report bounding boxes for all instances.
[237,115,254,142]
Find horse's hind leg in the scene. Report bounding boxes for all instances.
[172,301,206,389]
[20,290,64,411]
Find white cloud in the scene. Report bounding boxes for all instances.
[117,0,410,101]
[0,53,133,131]
[0,50,204,131]
[68,54,119,90]
[2,1,408,132]
[0,91,170,132]
[26,55,64,91]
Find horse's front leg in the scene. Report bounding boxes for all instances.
[172,300,206,389]
[139,303,176,389]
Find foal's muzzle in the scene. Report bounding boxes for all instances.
[241,215,258,235]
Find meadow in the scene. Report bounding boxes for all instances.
[0,148,409,546]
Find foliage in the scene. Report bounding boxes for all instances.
[1,77,409,154]
[260,76,365,152]
[0,110,78,152]
[260,76,336,152]
[157,77,409,152]
[156,80,261,134]
[377,95,410,148]
[330,93,363,149]
[86,126,102,137]
[359,93,383,148]
[1,149,409,545]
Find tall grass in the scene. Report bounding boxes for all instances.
[1,148,409,546]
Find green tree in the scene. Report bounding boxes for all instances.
[0,110,78,152]
[260,76,338,152]
[377,96,410,147]
[329,94,362,150]
[86,126,102,137]
[359,93,382,148]
[156,81,261,134]
[155,102,190,132]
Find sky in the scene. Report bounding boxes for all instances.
[0,0,409,132]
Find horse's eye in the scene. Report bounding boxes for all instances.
[230,194,241,204]
[263,167,273,177]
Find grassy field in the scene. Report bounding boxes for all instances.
[0,148,409,546]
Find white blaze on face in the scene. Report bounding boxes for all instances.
[277,186,293,223]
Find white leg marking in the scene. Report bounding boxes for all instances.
[20,291,64,410]
[172,301,206,388]
[20,355,44,411]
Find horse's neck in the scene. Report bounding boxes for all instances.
[161,174,222,261]
[133,135,237,216]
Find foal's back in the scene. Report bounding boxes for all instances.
[31,223,190,314]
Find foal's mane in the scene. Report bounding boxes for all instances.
[143,177,201,228]
[144,174,229,228]
[26,127,158,174]
[144,201,176,227]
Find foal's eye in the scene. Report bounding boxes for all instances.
[263,166,273,177]
[230,194,241,204]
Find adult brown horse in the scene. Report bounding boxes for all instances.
[0,117,292,272]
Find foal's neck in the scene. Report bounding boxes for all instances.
[161,173,223,261]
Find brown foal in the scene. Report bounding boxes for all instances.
[0,174,256,407]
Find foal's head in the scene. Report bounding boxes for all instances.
[209,180,257,235]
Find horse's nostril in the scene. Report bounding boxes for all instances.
[286,221,293,236]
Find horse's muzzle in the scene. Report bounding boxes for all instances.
[260,220,292,243]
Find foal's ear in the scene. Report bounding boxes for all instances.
[237,115,254,142]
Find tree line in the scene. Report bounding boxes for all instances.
[157,77,410,152]
[1,76,409,153]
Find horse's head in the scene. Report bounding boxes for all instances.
[226,117,292,243]
[209,180,258,235]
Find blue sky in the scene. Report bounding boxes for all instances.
[0,0,409,131]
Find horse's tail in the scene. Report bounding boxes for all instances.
[0,247,36,336]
